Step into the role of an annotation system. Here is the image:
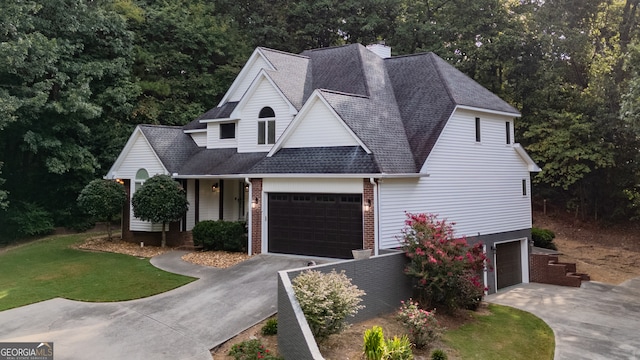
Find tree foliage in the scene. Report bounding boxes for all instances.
[77,179,127,241]
[131,174,188,247]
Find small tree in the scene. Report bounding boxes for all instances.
[401,213,487,312]
[131,174,188,247]
[77,179,127,241]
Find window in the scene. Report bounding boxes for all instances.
[522,179,527,196]
[135,168,149,191]
[220,123,235,139]
[258,107,276,145]
[475,117,481,142]
[506,121,511,144]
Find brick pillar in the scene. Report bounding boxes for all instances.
[363,179,375,251]
[251,179,263,255]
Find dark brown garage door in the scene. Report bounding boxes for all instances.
[268,193,363,258]
[496,241,522,289]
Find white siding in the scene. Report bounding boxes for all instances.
[237,77,293,153]
[199,179,220,221]
[111,132,167,232]
[283,99,359,148]
[263,178,363,193]
[190,132,207,147]
[206,122,238,149]
[378,109,532,249]
[228,56,272,103]
[186,179,196,230]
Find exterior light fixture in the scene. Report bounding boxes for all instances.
[212,182,219,192]
[252,197,259,209]
[364,199,372,212]
[115,178,125,185]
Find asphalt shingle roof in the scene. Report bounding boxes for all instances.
[248,146,378,174]
[157,43,522,176]
[139,125,200,174]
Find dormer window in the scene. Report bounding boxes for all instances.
[258,107,276,145]
[220,123,236,139]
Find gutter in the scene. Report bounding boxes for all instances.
[171,173,430,179]
[370,178,379,256]
[245,177,252,256]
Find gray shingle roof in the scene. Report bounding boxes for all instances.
[164,43,521,176]
[248,146,378,174]
[139,125,200,173]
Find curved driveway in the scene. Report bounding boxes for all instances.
[0,252,318,360]
[486,278,640,360]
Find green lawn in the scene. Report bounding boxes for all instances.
[0,234,195,311]
[444,304,555,360]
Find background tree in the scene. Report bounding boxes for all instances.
[131,175,188,247]
[77,179,127,241]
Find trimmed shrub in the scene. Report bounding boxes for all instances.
[364,326,385,360]
[228,339,282,360]
[396,299,443,349]
[192,220,247,252]
[292,269,365,340]
[430,349,448,360]
[261,317,278,336]
[531,227,557,250]
[385,335,413,360]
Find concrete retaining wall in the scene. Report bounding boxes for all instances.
[277,251,412,360]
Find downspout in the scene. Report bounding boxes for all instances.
[245,177,252,256]
[370,178,379,256]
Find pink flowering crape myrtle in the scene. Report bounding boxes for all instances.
[401,213,488,312]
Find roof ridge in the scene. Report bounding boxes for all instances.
[356,45,371,98]
[139,124,183,129]
[428,53,456,105]
[318,88,369,99]
[301,43,362,53]
[385,51,434,60]
[258,46,309,60]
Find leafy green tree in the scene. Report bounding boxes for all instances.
[131,175,188,247]
[77,179,127,241]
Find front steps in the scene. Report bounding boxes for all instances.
[530,254,590,287]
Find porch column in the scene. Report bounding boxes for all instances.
[251,178,263,255]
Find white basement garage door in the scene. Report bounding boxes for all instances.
[267,193,363,258]
[495,240,522,289]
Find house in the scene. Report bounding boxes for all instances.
[106,43,540,294]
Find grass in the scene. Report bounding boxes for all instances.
[0,234,195,311]
[443,304,555,360]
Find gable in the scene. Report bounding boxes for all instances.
[280,96,361,149]
[219,49,275,105]
[106,128,167,179]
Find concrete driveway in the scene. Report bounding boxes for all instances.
[486,278,640,360]
[0,252,318,360]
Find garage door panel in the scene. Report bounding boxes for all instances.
[496,241,522,289]
[268,193,363,258]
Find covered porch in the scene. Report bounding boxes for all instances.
[180,177,251,230]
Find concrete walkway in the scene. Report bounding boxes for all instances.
[0,252,319,360]
[486,278,640,360]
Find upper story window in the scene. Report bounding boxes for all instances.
[220,123,236,139]
[506,121,511,144]
[135,168,149,191]
[258,107,276,145]
[475,117,481,142]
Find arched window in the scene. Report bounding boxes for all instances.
[135,168,149,191]
[258,107,276,145]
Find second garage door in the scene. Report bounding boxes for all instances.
[495,240,522,289]
[268,193,363,258]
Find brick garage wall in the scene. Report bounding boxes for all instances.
[277,252,412,359]
[251,178,263,255]
[363,179,375,251]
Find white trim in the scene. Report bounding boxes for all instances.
[456,105,521,118]
[245,178,252,256]
[183,129,207,134]
[199,117,241,124]
[172,173,430,180]
[513,143,542,172]
[267,90,372,156]
[261,191,268,254]
[105,126,169,179]
[370,178,379,256]
[218,48,275,106]
[483,243,489,295]
[230,70,297,120]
